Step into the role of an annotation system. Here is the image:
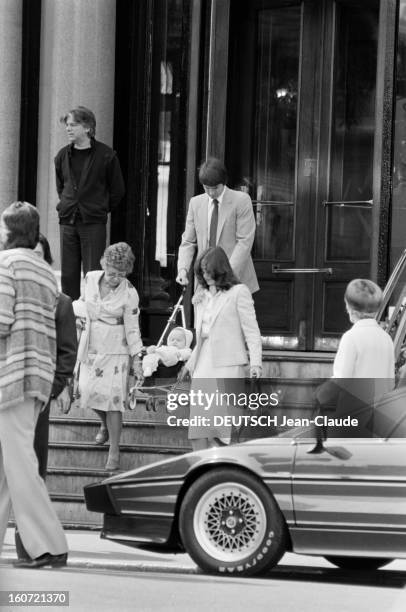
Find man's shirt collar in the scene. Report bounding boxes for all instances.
[208,186,226,206]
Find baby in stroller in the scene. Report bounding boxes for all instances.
[142,326,193,378]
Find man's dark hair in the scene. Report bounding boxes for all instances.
[60,106,96,137]
[195,246,239,290]
[2,201,40,249]
[198,158,227,186]
[38,233,54,266]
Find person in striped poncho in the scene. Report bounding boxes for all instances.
[0,202,68,569]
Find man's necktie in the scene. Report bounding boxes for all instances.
[209,199,219,247]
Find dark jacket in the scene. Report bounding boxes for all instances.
[54,139,125,224]
[51,292,78,398]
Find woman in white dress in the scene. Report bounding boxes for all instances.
[73,243,143,470]
[186,247,262,450]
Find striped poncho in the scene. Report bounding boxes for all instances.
[0,248,57,410]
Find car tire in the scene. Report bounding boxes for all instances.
[179,468,287,576]
[325,556,393,570]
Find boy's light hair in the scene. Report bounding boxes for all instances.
[344,279,382,318]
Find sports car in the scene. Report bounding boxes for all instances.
[84,384,406,576]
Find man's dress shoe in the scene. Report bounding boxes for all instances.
[13,552,68,569]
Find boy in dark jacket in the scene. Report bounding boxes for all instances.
[55,106,125,300]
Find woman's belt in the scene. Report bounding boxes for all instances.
[91,318,124,326]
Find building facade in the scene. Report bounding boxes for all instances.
[2,0,405,358]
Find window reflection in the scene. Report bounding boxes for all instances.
[327,205,371,261]
[327,1,378,262]
[252,7,300,262]
[143,0,187,312]
[254,8,299,204]
[329,3,378,202]
[155,61,173,268]
[253,204,293,260]
[392,1,406,272]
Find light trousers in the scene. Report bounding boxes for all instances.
[0,399,67,558]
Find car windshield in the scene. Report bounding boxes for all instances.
[377,247,406,380]
[273,382,406,443]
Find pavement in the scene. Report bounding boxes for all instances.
[0,527,198,574]
[2,527,406,576]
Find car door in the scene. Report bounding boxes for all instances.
[291,430,406,554]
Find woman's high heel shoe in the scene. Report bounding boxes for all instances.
[105,453,120,471]
[95,426,109,445]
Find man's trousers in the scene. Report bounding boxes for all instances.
[60,222,106,300]
[0,399,67,558]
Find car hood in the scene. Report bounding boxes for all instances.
[103,436,299,485]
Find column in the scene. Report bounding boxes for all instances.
[0,0,23,213]
[36,0,117,267]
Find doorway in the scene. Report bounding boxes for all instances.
[225,0,380,350]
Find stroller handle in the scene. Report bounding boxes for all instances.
[156,288,187,347]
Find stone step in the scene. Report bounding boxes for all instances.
[63,395,188,423]
[263,350,334,378]
[50,494,102,528]
[46,467,111,496]
[48,441,188,471]
[9,492,102,529]
[49,417,189,446]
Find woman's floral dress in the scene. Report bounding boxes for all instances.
[73,271,143,412]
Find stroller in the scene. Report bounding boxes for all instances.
[128,291,192,413]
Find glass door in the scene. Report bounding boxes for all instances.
[313,0,379,350]
[226,0,379,350]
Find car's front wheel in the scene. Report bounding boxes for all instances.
[179,468,287,576]
[325,556,393,570]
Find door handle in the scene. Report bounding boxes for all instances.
[322,200,373,207]
[255,203,262,226]
[272,265,333,274]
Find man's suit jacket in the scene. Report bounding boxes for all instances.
[188,284,262,373]
[177,187,259,293]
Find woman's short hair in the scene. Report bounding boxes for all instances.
[38,233,54,266]
[198,158,227,186]
[194,246,239,290]
[1,201,39,249]
[60,106,96,138]
[345,279,383,317]
[101,242,135,275]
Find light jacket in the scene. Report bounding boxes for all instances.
[177,187,259,293]
[188,283,262,373]
[0,249,57,410]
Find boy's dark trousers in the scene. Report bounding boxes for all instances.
[60,222,106,300]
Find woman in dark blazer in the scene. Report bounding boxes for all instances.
[186,247,262,450]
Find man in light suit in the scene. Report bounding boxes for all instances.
[176,158,259,293]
